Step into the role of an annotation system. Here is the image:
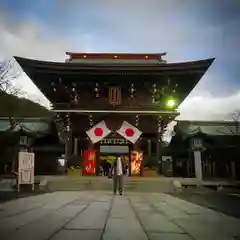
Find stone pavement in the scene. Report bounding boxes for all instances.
[0,192,240,240]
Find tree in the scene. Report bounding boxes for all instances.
[218,110,240,136]
[216,111,240,179]
[0,59,51,174]
[0,59,23,130]
[0,59,23,94]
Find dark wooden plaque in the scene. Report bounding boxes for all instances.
[109,87,121,105]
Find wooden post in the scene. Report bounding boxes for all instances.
[148,140,152,158]
[186,149,191,177]
[96,143,100,176]
[65,114,72,172]
[231,160,236,180]
[74,138,78,156]
[212,161,216,177]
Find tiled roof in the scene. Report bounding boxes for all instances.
[0,118,50,133]
[176,120,240,136]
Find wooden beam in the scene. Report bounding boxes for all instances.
[53,109,180,115]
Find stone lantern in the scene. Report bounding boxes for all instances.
[190,137,204,186]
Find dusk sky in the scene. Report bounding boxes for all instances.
[0,0,240,120]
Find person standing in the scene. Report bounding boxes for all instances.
[111,156,124,195]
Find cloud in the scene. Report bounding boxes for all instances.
[179,92,240,120]
[0,2,240,120]
[0,10,88,107]
[0,12,72,61]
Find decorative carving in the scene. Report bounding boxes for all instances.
[66,114,71,132]
[157,116,162,133]
[173,83,178,93]
[152,84,157,103]
[135,115,139,127]
[109,87,121,105]
[94,82,100,98]
[167,77,171,86]
[129,83,135,99]
[51,82,56,92]
[88,114,93,127]
[71,84,79,103]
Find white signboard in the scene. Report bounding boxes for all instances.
[18,152,35,191]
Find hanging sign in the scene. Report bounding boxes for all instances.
[18,152,35,192]
[83,150,96,175]
[109,87,121,105]
[130,151,143,176]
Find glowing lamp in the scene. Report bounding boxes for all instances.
[166,98,176,108]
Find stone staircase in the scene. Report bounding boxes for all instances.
[45,176,173,193]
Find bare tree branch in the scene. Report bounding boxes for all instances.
[0,59,21,95]
[219,110,240,135]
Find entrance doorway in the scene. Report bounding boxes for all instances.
[99,145,129,176]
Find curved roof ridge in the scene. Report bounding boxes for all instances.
[65,52,167,58]
[177,120,239,126]
[14,56,215,69]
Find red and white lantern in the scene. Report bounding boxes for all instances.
[117,121,142,144]
[86,120,111,144]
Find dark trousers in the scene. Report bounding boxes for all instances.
[113,175,123,193]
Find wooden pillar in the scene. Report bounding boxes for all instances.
[64,136,68,162]
[148,140,152,158]
[96,143,100,176]
[64,114,73,173]
[73,138,78,156]
[212,161,216,177]
[231,160,236,180]
[186,149,191,177]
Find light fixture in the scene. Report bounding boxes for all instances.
[152,84,157,103]
[129,83,135,98]
[135,115,139,127]
[94,82,100,97]
[166,97,176,109]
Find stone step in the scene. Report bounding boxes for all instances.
[46,177,172,193]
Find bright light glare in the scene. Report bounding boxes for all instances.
[166,99,175,108]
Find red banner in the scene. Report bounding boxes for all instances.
[130,151,143,176]
[83,150,96,175]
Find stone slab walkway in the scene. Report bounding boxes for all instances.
[0,191,239,240]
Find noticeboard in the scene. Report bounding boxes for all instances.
[18,152,35,191]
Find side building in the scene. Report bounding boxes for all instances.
[163,120,240,180]
[0,117,64,175]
